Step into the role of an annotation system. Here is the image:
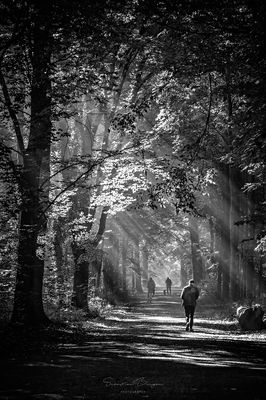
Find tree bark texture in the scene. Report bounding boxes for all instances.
[209,217,215,254]
[217,163,231,301]
[141,245,148,289]
[71,243,89,310]
[54,219,65,308]
[229,168,242,300]
[121,237,128,291]
[135,241,143,293]
[189,216,202,283]
[11,16,52,325]
[180,256,187,288]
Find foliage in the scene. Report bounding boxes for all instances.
[45,297,112,324]
[0,0,265,325]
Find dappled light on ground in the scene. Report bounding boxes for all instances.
[54,294,266,372]
[1,293,266,399]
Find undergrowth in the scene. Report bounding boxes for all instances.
[45,296,113,324]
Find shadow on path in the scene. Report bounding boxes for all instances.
[1,293,266,400]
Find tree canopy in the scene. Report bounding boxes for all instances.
[0,0,265,326]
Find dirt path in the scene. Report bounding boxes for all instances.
[1,292,266,399]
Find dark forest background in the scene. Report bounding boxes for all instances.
[0,0,265,327]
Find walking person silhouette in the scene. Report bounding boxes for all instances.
[147,277,155,303]
[165,277,172,294]
[181,279,199,332]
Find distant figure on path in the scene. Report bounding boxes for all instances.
[147,277,156,302]
[181,279,199,332]
[165,277,172,294]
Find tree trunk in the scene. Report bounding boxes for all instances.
[218,163,231,301]
[209,217,215,253]
[11,18,52,325]
[214,222,222,300]
[216,66,233,302]
[141,245,148,289]
[239,187,248,299]
[258,257,264,298]
[131,270,135,291]
[217,261,222,300]
[103,256,113,295]
[71,243,89,310]
[180,256,187,288]
[189,216,202,283]
[71,207,108,309]
[54,219,65,309]
[121,237,128,292]
[239,247,244,299]
[242,253,248,299]
[229,168,242,301]
[95,253,103,291]
[12,197,48,325]
[135,241,143,293]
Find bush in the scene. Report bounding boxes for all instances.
[45,295,113,324]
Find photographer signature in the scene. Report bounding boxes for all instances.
[103,377,163,388]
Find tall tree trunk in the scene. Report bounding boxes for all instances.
[135,241,143,293]
[217,261,222,300]
[225,64,241,301]
[180,256,187,288]
[11,18,52,325]
[215,66,233,302]
[218,163,231,301]
[141,245,148,289]
[238,179,247,300]
[131,242,135,292]
[239,246,244,300]
[95,251,103,292]
[71,243,89,310]
[243,171,256,302]
[189,216,202,283]
[72,210,108,309]
[121,237,128,292]
[70,102,109,307]
[209,217,215,254]
[214,217,222,300]
[246,256,255,304]
[54,219,65,309]
[229,168,242,300]
[95,239,105,292]
[103,256,113,296]
[131,271,135,291]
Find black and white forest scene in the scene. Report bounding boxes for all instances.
[0,1,266,399]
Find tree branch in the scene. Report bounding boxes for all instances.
[39,161,89,189]
[0,70,25,155]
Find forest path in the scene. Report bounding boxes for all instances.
[1,291,266,400]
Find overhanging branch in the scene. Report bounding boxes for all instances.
[0,70,25,155]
